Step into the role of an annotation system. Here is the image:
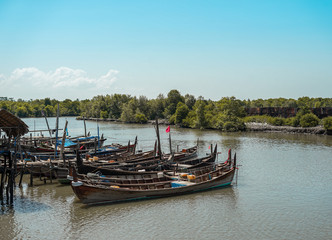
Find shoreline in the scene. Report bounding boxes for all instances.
[76,117,330,135]
[245,122,328,135]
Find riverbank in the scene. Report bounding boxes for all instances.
[245,122,328,135]
[76,117,330,135]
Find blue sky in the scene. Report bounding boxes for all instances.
[0,0,331,100]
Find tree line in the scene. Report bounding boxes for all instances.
[1,92,332,131]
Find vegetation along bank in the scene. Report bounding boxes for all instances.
[1,91,332,134]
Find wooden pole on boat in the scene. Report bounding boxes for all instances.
[60,120,68,164]
[97,120,100,149]
[76,149,83,170]
[233,152,236,169]
[213,144,217,157]
[126,140,130,152]
[155,118,162,160]
[94,138,97,153]
[153,140,157,157]
[83,116,87,137]
[133,136,137,153]
[41,110,53,140]
[54,103,60,159]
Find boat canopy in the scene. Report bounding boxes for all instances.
[56,139,77,147]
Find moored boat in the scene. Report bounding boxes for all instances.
[71,153,237,205]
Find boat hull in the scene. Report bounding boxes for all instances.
[71,168,235,204]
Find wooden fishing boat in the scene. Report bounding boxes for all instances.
[164,145,198,161]
[71,155,236,205]
[77,157,172,175]
[71,161,228,184]
[76,146,216,175]
[88,143,135,156]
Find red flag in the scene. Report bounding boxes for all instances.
[166,126,170,133]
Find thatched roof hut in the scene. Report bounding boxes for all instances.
[0,109,29,138]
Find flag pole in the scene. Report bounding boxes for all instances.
[169,132,172,154]
[155,118,162,160]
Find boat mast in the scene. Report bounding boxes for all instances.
[155,118,162,160]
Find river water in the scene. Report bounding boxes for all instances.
[1,117,332,240]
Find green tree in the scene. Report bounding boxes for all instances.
[120,99,137,122]
[44,98,52,106]
[322,117,332,130]
[149,94,165,119]
[44,105,55,117]
[135,113,148,123]
[16,106,29,117]
[137,96,150,117]
[194,99,207,129]
[184,94,196,110]
[108,94,131,119]
[100,110,108,119]
[299,113,319,127]
[164,90,184,118]
[174,102,189,125]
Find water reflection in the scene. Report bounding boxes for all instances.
[67,185,238,240]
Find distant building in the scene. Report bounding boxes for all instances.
[245,107,332,119]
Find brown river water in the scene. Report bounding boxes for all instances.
[1,117,332,240]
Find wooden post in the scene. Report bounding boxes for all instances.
[19,167,24,187]
[0,154,7,204]
[30,166,33,187]
[8,151,13,205]
[13,138,18,188]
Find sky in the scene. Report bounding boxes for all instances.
[0,0,331,101]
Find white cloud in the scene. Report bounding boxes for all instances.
[0,74,5,85]
[2,67,119,99]
[10,67,48,87]
[97,69,119,89]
